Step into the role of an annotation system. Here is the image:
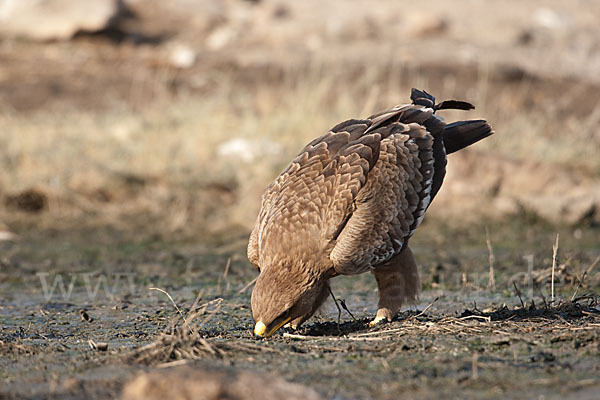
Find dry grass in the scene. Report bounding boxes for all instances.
[1,63,599,239]
[1,0,600,239]
[129,289,600,366]
[129,296,266,365]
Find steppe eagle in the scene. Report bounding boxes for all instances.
[248,89,493,337]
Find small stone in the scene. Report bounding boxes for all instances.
[405,13,448,38]
[168,44,196,69]
[79,309,93,323]
[88,339,108,351]
[122,364,324,400]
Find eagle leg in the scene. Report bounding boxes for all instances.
[370,246,420,327]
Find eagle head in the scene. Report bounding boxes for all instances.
[251,264,331,338]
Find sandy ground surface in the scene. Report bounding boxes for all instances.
[1,220,599,399]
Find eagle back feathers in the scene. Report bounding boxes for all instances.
[248,103,445,276]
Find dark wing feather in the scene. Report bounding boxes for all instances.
[330,121,434,274]
[435,100,475,111]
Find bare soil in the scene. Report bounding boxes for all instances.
[1,220,599,399]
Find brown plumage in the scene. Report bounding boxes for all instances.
[248,89,494,337]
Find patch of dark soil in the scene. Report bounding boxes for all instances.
[1,221,599,400]
[301,318,372,337]
[460,296,600,322]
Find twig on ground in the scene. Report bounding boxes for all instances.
[532,256,574,285]
[238,276,258,294]
[551,234,559,302]
[486,227,496,290]
[196,298,224,328]
[283,333,313,340]
[351,328,405,338]
[150,287,186,322]
[513,282,525,308]
[217,257,231,295]
[327,285,343,333]
[340,299,356,321]
[88,339,108,351]
[223,257,231,280]
[415,297,439,318]
[571,255,600,302]
[188,289,205,315]
[156,359,190,369]
[458,315,491,323]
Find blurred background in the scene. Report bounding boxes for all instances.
[1,2,600,398]
[0,0,599,265]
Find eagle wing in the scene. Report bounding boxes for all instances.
[329,117,436,274]
[248,104,443,275]
[248,118,376,270]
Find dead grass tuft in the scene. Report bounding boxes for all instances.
[129,297,261,365]
[460,295,598,322]
[2,64,600,237]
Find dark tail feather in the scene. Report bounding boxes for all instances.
[435,100,474,111]
[411,88,475,112]
[443,120,493,154]
[410,88,436,108]
[410,89,493,153]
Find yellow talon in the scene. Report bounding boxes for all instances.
[368,316,388,327]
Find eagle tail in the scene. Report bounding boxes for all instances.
[410,88,494,153]
[410,88,436,108]
[443,120,493,154]
[410,88,475,112]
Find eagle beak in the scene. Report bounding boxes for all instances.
[254,321,267,337]
[254,317,291,338]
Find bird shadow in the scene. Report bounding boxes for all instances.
[297,310,420,337]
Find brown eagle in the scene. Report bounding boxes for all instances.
[248,89,493,338]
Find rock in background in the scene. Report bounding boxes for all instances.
[0,0,124,40]
[121,364,324,400]
[431,151,600,225]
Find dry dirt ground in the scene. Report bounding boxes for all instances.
[1,220,599,399]
[1,0,600,399]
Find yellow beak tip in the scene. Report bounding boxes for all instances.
[254,321,267,337]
